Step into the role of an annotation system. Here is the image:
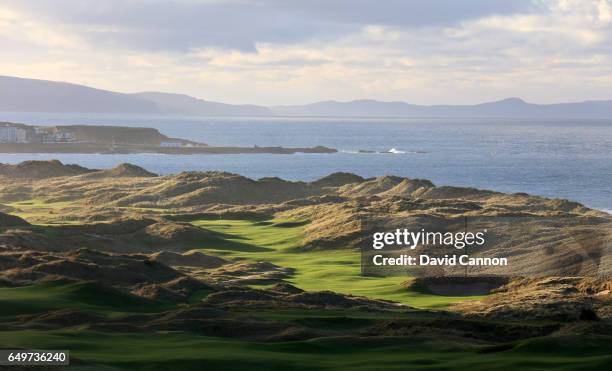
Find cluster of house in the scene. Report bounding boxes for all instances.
[35,127,77,143]
[0,123,28,143]
[0,123,77,144]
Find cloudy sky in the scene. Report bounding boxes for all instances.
[1,0,612,105]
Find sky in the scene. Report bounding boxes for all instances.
[1,0,612,106]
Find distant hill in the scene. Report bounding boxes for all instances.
[0,76,159,114]
[2,75,612,118]
[0,76,270,116]
[131,92,272,116]
[272,98,612,119]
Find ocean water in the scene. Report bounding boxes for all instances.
[0,112,611,211]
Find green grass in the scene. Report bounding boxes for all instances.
[7,198,74,212]
[191,218,480,309]
[0,330,609,370]
[5,198,80,224]
[0,282,171,318]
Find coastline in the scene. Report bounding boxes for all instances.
[0,143,337,155]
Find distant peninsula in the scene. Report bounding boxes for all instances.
[0,122,336,155]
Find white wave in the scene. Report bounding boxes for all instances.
[600,209,612,215]
[386,148,406,154]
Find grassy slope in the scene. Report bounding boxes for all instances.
[0,330,609,371]
[191,218,480,309]
[0,282,171,318]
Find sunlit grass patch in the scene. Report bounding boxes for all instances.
[5,198,80,224]
[191,218,481,308]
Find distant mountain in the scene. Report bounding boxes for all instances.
[2,75,612,118]
[0,76,270,116]
[131,92,272,116]
[273,98,612,119]
[0,75,159,114]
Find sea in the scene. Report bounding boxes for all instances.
[0,112,611,212]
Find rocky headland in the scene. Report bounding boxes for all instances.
[0,122,337,155]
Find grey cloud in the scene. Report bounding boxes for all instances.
[5,0,538,52]
[273,0,539,27]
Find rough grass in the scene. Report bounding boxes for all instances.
[191,218,481,309]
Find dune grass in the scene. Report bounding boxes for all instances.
[191,218,481,308]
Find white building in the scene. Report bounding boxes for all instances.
[0,125,27,143]
[160,141,183,148]
[35,127,76,143]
